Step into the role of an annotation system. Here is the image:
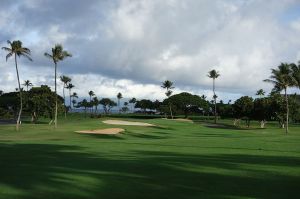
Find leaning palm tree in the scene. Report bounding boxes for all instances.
[45,44,72,128]
[23,80,33,91]
[88,90,95,113]
[117,92,123,113]
[161,80,175,119]
[264,63,297,134]
[2,40,32,130]
[208,69,220,124]
[60,75,71,118]
[66,83,75,111]
[256,89,265,98]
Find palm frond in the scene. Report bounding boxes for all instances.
[21,53,33,61]
[5,53,13,61]
[1,47,12,52]
[44,52,53,59]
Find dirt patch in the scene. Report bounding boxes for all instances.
[75,128,124,135]
[102,120,155,126]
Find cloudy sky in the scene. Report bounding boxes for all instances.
[1,0,300,103]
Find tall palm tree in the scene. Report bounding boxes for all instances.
[23,80,33,91]
[88,90,95,113]
[161,80,175,119]
[129,97,136,112]
[71,92,78,109]
[72,99,77,108]
[60,75,71,118]
[264,63,297,134]
[2,40,32,130]
[208,69,220,124]
[117,92,123,113]
[93,96,100,114]
[45,44,72,128]
[66,83,75,111]
[256,89,265,98]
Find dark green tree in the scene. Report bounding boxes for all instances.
[264,63,297,133]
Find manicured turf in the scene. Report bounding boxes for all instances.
[0,116,300,199]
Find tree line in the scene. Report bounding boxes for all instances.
[1,40,300,133]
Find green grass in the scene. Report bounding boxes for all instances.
[0,115,300,199]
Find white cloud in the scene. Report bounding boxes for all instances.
[1,0,300,102]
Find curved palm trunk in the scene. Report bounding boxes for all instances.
[213,78,217,124]
[15,54,22,131]
[285,88,289,134]
[54,62,58,128]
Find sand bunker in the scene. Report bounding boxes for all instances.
[172,118,193,123]
[75,128,124,135]
[102,120,155,126]
[162,118,193,123]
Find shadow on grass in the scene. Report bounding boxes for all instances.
[124,131,168,139]
[79,134,125,139]
[196,121,262,131]
[0,143,299,199]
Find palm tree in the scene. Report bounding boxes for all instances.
[117,92,123,113]
[88,90,95,113]
[93,96,100,114]
[256,89,265,98]
[45,44,72,128]
[60,75,71,118]
[23,80,33,91]
[291,63,300,90]
[71,92,78,109]
[129,97,136,112]
[264,63,297,134]
[2,40,32,130]
[66,83,75,111]
[71,99,77,108]
[208,69,220,124]
[161,80,175,119]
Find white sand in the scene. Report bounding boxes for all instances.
[75,128,124,135]
[162,118,193,123]
[102,120,155,126]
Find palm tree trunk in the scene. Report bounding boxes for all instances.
[63,84,66,118]
[169,103,173,119]
[90,96,92,113]
[213,78,217,124]
[54,62,58,128]
[15,54,22,131]
[69,89,72,111]
[285,88,289,134]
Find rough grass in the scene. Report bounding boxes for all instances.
[0,115,299,199]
